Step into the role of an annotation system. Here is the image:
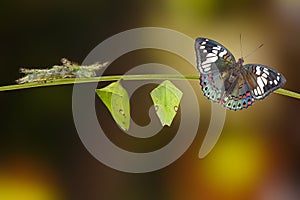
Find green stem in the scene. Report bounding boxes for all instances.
[274,88,300,99]
[0,74,199,91]
[0,74,299,100]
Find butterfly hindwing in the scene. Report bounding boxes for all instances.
[242,64,286,100]
[222,74,255,110]
[195,38,236,74]
[200,68,255,111]
[200,72,225,103]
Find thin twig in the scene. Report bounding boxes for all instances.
[0,74,299,100]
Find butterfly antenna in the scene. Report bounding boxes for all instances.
[240,34,243,58]
[244,43,264,59]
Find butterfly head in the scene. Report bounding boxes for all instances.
[237,58,244,67]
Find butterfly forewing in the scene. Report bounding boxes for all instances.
[242,64,286,100]
[195,38,236,74]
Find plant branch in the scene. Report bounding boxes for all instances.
[273,88,300,99]
[0,74,299,100]
[0,74,198,91]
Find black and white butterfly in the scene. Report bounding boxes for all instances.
[194,37,286,110]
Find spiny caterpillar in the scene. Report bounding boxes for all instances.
[16,58,109,84]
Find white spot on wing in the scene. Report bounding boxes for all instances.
[261,77,267,85]
[203,49,207,53]
[206,53,216,57]
[202,63,211,68]
[274,80,278,85]
[201,53,218,65]
[262,73,268,78]
[255,66,261,75]
[212,46,221,50]
[212,50,218,54]
[269,81,273,85]
[201,41,206,45]
[257,77,265,93]
[256,86,262,95]
[200,46,205,49]
[263,68,269,75]
[219,49,227,57]
[204,67,211,72]
[202,56,218,65]
[254,88,258,96]
[276,76,280,81]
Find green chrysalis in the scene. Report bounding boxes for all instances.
[150,80,183,126]
[96,81,130,130]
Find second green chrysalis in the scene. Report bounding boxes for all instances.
[150,80,183,126]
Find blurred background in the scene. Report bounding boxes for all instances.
[0,0,300,199]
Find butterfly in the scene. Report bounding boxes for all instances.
[194,37,286,110]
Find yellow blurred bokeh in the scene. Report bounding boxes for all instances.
[0,157,64,200]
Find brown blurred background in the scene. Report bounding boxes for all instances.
[0,0,300,199]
